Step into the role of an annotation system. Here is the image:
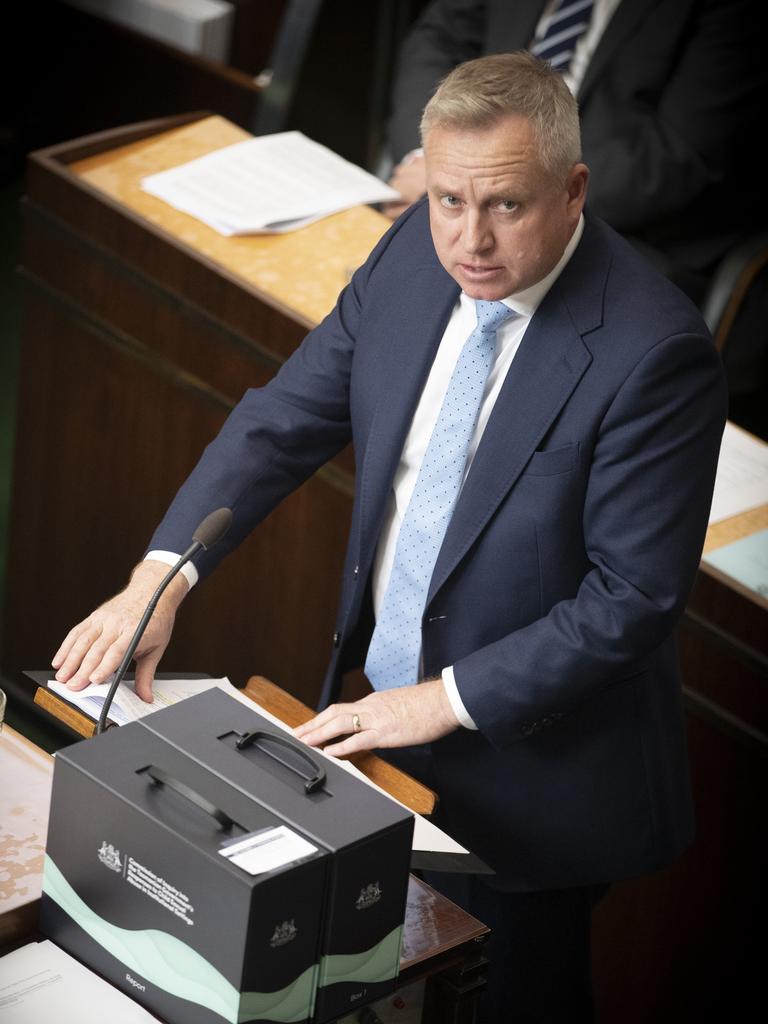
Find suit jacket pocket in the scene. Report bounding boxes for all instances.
[523,442,580,477]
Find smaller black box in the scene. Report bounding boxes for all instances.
[143,689,414,1021]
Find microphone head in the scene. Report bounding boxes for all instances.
[192,507,233,550]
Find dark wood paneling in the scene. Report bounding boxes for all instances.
[592,564,768,1021]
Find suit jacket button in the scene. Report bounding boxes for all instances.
[333,631,341,647]
[521,723,533,737]
[353,565,359,577]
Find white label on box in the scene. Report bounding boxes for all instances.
[219,826,317,876]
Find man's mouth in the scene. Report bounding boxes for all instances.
[460,264,502,278]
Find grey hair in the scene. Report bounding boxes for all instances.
[420,52,582,180]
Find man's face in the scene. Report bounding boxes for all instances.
[424,116,588,300]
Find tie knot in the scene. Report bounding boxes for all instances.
[474,299,514,334]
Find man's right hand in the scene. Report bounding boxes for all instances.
[51,560,189,703]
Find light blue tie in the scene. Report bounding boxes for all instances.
[365,300,514,690]
[530,0,595,72]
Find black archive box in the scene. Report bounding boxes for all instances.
[41,713,328,1024]
[40,688,414,1024]
[142,689,414,1022]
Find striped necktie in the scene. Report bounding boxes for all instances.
[530,0,595,72]
[364,300,515,690]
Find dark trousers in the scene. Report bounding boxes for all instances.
[423,870,609,1024]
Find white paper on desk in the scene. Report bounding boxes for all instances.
[46,675,233,726]
[140,131,400,235]
[0,940,157,1022]
[709,421,768,524]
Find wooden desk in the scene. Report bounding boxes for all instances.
[3,113,389,708]
[0,726,53,951]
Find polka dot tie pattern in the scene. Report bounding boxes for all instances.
[365,299,515,690]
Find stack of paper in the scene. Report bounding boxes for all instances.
[141,131,400,235]
[709,421,768,524]
[0,940,158,1022]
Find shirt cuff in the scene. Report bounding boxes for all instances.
[441,666,478,730]
[144,550,198,589]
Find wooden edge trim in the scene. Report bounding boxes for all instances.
[243,675,438,815]
[34,688,96,739]
[28,112,211,167]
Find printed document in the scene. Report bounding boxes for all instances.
[141,131,400,234]
[0,940,157,1022]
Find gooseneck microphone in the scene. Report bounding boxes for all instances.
[95,507,233,734]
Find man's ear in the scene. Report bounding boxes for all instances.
[567,163,590,212]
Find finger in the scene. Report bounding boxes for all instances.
[56,623,105,683]
[294,703,349,738]
[70,634,121,687]
[321,731,377,758]
[297,711,365,749]
[85,639,133,685]
[133,652,160,703]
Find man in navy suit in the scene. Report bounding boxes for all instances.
[55,53,726,1021]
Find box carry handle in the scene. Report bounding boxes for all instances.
[235,730,326,794]
[141,765,236,831]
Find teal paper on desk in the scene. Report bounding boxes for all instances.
[702,528,768,599]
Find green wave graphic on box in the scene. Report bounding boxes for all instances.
[319,925,403,987]
[43,855,316,1023]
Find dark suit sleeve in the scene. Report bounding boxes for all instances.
[453,329,727,749]
[387,0,487,162]
[584,0,763,233]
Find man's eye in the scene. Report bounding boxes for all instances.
[496,200,517,212]
[440,195,461,208]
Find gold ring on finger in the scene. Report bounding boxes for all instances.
[352,713,361,733]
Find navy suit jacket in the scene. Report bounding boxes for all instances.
[150,200,726,889]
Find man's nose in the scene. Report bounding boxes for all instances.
[462,210,492,253]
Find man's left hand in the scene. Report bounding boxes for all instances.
[293,679,460,756]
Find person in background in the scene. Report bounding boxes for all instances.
[383,0,764,305]
[54,53,726,1021]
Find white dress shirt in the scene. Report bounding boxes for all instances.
[148,217,586,729]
